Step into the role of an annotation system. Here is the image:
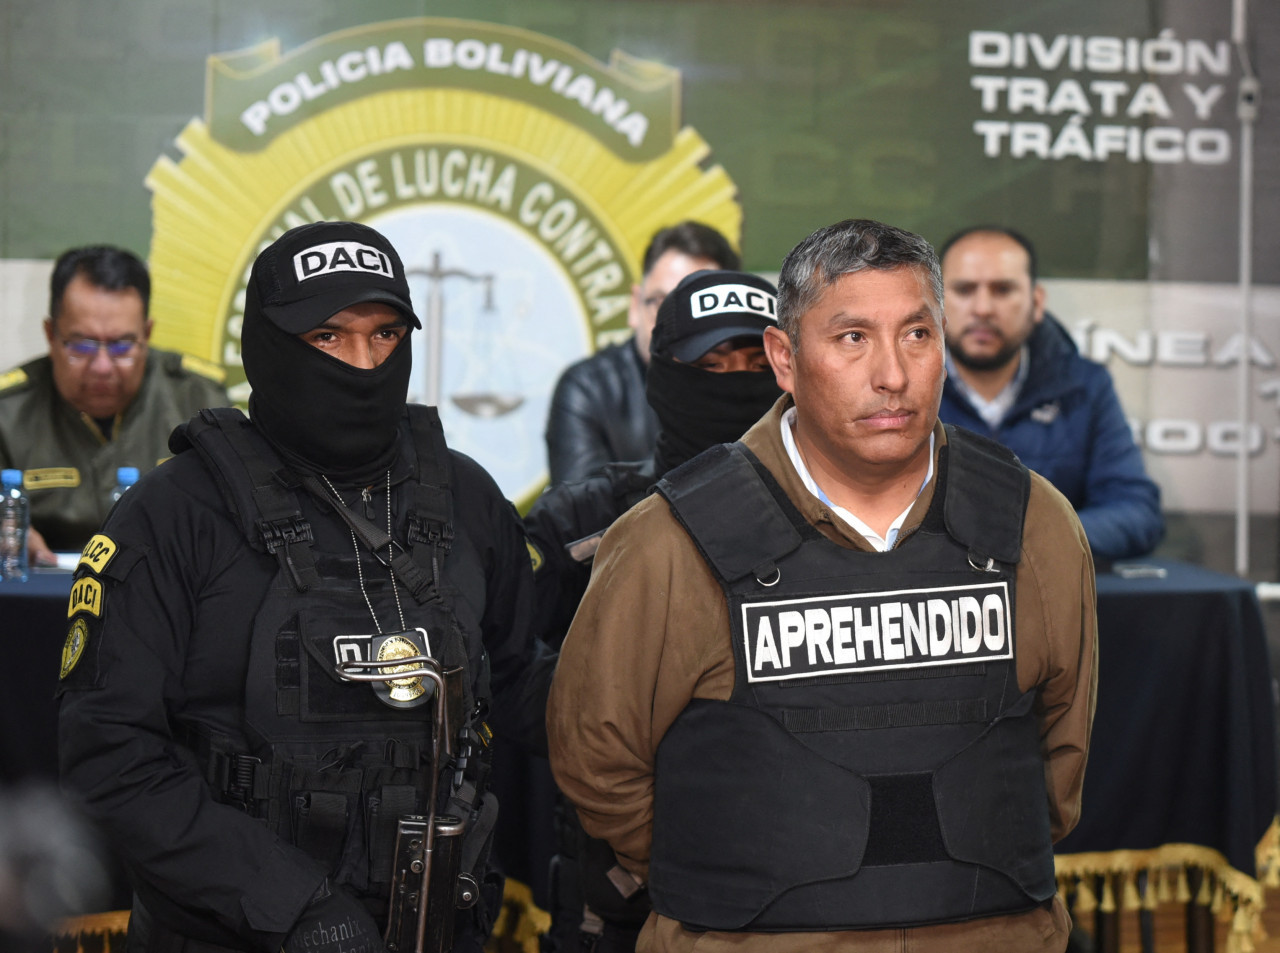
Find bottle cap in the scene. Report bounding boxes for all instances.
[116,466,140,485]
[1,469,21,488]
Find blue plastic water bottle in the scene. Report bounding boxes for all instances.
[112,466,140,503]
[0,469,30,582]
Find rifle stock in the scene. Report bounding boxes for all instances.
[335,656,474,953]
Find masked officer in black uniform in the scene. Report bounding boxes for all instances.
[524,270,783,953]
[57,221,549,953]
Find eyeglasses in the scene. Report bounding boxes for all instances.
[61,337,142,365]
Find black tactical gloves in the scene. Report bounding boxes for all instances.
[284,879,385,953]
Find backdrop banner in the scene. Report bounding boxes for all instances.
[0,1,1275,512]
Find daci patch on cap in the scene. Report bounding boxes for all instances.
[652,270,779,363]
[293,241,396,282]
[250,221,423,335]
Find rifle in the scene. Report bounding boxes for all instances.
[335,654,478,953]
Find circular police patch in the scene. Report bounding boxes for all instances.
[61,618,90,679]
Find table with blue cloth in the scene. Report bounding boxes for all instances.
[0,569,75,784]
[1054,558,1278,953]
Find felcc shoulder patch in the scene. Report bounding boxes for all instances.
[57,534,144,696]
[77,534,118,575]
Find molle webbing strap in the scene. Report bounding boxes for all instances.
[657,443,802,584]
[780,697,989,733]
[941,425,1030,566]
[369,784,418,878]
[182,408,321,593]
[405,406,454,597]
[294,791,348,868]
[297,472,439,604]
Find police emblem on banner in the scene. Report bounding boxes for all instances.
[742,581,1013,684]
[332,627,435,709]
[146,17,742,512]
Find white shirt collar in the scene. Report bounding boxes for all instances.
[779,406,935,552]
[944,345,1030,429]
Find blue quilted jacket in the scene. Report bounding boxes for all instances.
[939,314,1164,561]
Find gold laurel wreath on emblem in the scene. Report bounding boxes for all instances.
[145,75,742,368]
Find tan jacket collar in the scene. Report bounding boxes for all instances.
[739,394,946,552]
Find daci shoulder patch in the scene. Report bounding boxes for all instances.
[67,576,104,619]
[61,618,90,679]
[742,581,1013,684]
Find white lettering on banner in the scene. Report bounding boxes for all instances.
[742,582,1011,683]
[239,38,651,148]
[966,28,1234,166]
[241,42,416,136]
[1070,322,1278,370]
[969,30,1229,76]
[973,120,1230,165]
[293,241,394,281]
[422,38,649,146]
[690,284,778,321]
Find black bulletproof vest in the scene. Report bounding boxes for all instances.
[648,427,1056,932]
[171,406,488,901]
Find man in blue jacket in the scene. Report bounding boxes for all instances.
[938,226,1163,562]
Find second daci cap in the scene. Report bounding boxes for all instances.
[651,270,779,362]
[248,221,422,334]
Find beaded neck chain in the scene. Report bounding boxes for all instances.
[321,470,406,634]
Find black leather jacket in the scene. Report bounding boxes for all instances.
[544,341,659,485]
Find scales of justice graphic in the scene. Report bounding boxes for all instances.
[410,250,525,419]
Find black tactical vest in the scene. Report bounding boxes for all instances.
[648,427,1056,932]
[170,406,491,903]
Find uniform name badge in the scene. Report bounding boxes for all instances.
[331,627,435,710]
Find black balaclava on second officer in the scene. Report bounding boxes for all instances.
[646,270,784,475]
[241,221,423,484]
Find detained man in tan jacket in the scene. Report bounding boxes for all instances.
[547,218,1096,953]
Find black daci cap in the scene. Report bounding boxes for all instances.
[248,220,422,334]
[651,269,779,362]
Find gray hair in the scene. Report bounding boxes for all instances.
[776,219,943,346]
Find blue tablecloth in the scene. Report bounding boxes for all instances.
[0,569,74,783]
[1056,559,1277,883]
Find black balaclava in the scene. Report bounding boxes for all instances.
[646,269,784,475]
[646,354,782,475]
[242,282,412,483]
[240,220,421,484]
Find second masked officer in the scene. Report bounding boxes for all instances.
[58,221,551,953]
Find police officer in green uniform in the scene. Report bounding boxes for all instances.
[0,245,228,561]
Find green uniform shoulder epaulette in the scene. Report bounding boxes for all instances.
[161,350,226,385]
[0,367,30,395]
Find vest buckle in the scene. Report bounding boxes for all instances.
[219,753,265,813]
[410,517,454,555]
[258,516,313,554]
[967,551,998,573]
[258,516,319,591]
